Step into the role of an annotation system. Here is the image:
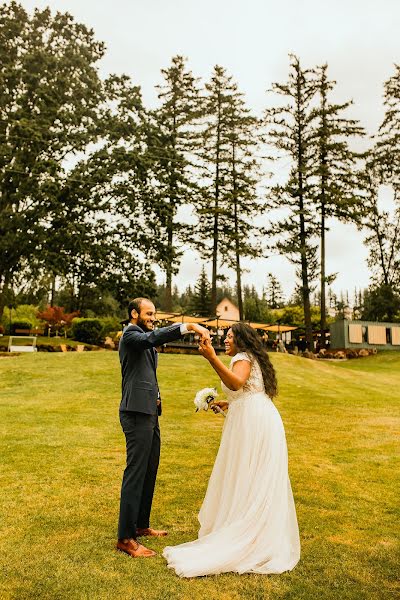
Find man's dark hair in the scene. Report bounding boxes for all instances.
[127,297,149,321]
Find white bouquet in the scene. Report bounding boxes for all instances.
[194,387,225,416]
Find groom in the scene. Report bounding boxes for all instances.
[117,297,210,558]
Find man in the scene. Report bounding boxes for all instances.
[117,297,210,558]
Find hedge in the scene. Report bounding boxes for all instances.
[71,319,103,345]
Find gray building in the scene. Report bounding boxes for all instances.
[330,319,400,350]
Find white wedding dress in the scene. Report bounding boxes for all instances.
[163,352,300,577]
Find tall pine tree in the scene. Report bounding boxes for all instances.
[197,66,236,315]
[198,66,263,318]
[265,273,284,308]
[374,64,400,188]
[190,266,212,316]
[364,64,400,293]
[362,165,400,290]
[311,64,365,346]
[222,90,264,319]
[265,55,318,349]
[148,56,202,310]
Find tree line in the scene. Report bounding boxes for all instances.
[1,3,399,349]
[164,269,399,329]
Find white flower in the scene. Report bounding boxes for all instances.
[194,387,218,412]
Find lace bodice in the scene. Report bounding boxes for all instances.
[221,352,265,401]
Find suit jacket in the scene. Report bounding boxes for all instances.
[119,323,183,414]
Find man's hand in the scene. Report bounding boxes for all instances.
[188,323,211,343]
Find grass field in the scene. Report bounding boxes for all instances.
[0,351,399,600]
[0,335,98,351]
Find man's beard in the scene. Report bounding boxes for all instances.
[137,316,153,332]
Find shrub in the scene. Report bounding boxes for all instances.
[37,305,79,333]
[98,316,121,337]
[11,305,42,328]
[1,305,42,333]
[71,318,103,345]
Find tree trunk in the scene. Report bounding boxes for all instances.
[164,215,174,311]
[320,200,327,348]
[0,288,7,323]
[373,208,389,286]
[50,275,56,307]
[0,274,11,322]
[210,92,222,315]
[232,136,243,319]
[165,109,177,312]
[319,82,328,349]
[70,275,76,312]
[211,205,218,315]
[299,211,314,351]
[235,234,243,320]
[295,72,314,351]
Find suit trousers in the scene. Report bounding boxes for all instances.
[118,411,160,539]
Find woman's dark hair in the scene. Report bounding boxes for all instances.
[231,323,278,399]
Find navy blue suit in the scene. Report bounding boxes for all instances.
[118,323,183,539]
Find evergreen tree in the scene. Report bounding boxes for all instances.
[190,267,212,316]
[327,287,337,309]
[265,273,284,308]
[363,65,400,293]
[362,166,400,290]
[196,66,238,314]
[243,285,272,322]
[265,55,318,350]
[178,285,195,313]
[197,67,263,317]
[216,284,236,305]
[352,287,363,318]
[148,56,202,310]
[361,284,400,322]
[374,64,400,188]
[220,86,264,319]
[312,64,365,346]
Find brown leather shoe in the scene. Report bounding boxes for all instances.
[136,527,168,537]
[116,538,156,557]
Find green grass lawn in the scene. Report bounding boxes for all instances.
[0,351,399,600]
[0,335,98,351]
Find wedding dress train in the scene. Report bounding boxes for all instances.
[163,352,300,577]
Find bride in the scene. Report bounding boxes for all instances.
[163,323,300,577]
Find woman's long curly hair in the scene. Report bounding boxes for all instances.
[231,323,278,399]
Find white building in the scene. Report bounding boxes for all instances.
[216,297,239,321]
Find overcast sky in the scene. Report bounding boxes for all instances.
[16,0,400,300]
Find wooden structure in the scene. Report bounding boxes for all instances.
[330,319,400,350]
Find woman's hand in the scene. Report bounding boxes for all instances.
[210,401,229,413]
[198,338,217,361]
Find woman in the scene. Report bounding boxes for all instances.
[163,323,300,577]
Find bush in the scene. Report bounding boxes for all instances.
[71,318,103,345]
[2,305,42,330]
[98,316,121,337]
